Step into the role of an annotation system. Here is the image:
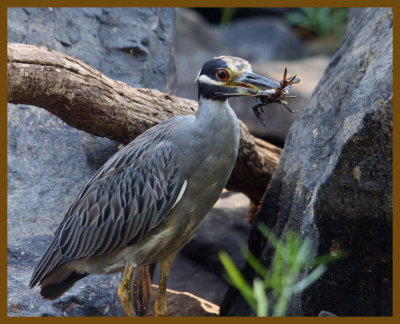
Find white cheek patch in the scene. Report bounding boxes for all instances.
[197,74,224,86]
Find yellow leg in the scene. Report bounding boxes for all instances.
[132,265,152,316]
[154,253,177,316]
[118,264,135,316]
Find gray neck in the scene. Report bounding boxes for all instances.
[195,96,238,128]
[193,95,240,153]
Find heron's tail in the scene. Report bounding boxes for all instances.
[29,237,87,300]
[29,237,63,289]
[40,270,88,300]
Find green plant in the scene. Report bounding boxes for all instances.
[220,8,236,26]
[219,223,340,316]
[284,7,348,39]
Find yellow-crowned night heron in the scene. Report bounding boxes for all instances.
[29,56,280,316]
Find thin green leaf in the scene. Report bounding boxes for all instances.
[257,223,279,248]
[219,251,257,311]
[291,264,327,294]
[313,250,346,266]
[253,278,269,317]
[220,7,236,26]
[295,237,313,267]
[241,246,268,278]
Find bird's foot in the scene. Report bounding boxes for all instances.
[155,294,168,316]
[131,265,152,316]
[153,252,176,316]
[118,264,135,316]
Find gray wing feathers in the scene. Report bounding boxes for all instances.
[59,141,183,258]
[30,139,184,287]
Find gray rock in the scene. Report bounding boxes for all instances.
[7,104,124,316]
[175,8,228,56]
[222,7,392,316]
[318,310,337,317]
[7,7,176,93]
[218,17,305,63]
[174,8,231,101]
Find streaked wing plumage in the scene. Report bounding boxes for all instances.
[30,134,185,288]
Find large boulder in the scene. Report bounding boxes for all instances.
[218,17,305,63]
[7,104,125,316]
[174,8,231,101]
[7,7,176,92]
[221,7,393,316]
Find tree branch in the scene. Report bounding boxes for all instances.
[7,43,281,204]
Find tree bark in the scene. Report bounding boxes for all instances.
[7,43,281,205]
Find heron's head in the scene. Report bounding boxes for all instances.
[195,56,279,101]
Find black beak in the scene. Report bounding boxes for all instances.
[237,71,280,91]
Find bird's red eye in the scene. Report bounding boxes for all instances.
[216,69,229,81]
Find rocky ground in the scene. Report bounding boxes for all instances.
[8,8,332,316]
[221,7,393,317]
